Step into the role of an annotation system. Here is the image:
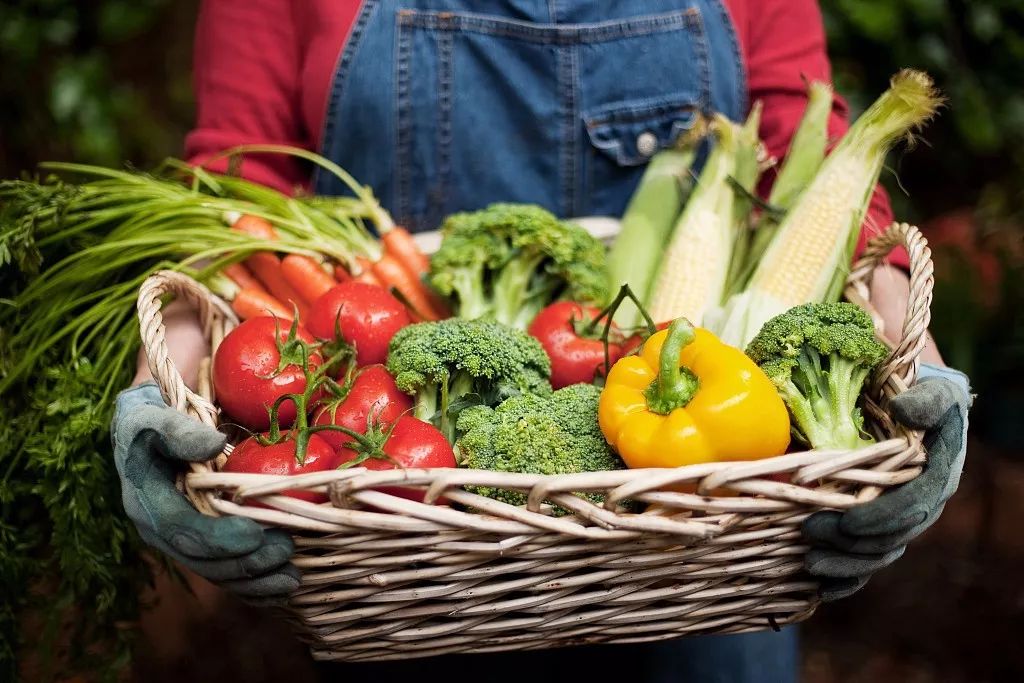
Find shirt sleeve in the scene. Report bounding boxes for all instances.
[745,0,907,268]
[184,0,312,194]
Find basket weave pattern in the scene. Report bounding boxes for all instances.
[137,223,933,661]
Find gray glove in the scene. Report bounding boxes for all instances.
[112,382,300,598]
[802,363,972,600]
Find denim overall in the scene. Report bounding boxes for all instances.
[314,0,749,232]
[313,1,798,680]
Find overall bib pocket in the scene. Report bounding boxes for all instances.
[583,98,703,215]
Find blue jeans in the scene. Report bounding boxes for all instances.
[313,627,799,683]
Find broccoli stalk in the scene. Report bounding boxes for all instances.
[455,384,625,511]
[746,302,888,451]
[491,249,557,329]
[409,369,476,438]
[428,203,610,330]
[443,255,492,321]
[386,318,552,443]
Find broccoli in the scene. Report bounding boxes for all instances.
[428,203,610,329]
[746,301,888,450]
[455,384,625,511]
[386,318,552,443]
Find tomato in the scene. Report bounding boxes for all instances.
[337,415,456,504]
[620,334,644,357]
[528,301,625,389]
[312,365,413,452]
[222,433,341,505]
[621,321,671,357]
[307,281,411,366]
[212,317,322,431]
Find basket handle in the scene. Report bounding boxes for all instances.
[843,222,934,401]
[136,269,238,427]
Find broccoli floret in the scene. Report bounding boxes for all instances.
[455,384,625,511]
[746,302,888,450]
[428,203,610,329]
[386,318,552,443]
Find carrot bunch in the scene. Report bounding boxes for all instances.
[217,213,448,324]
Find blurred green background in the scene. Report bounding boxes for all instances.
[1,1,1022,681]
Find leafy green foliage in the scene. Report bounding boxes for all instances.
[0,354,149,681]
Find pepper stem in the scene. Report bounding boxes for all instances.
[643,318,699,415]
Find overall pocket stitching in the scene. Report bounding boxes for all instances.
[395,17,414,225]
[435,29,455,225]
[557,45,582,218]
[585,101,700,128]
[546,0,559,24]
[707,0,749,116]
[314,0,379,192]
[397,8,702,45]
[688,8,713,111]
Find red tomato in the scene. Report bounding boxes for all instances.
[222,433,341,505]
[337,415,456,504]
[528,301,625,389]
[307,281,411,366]
[620,334,644,357]
[213,317,321,431]
[621,321,671,356]
[312,365,413,452]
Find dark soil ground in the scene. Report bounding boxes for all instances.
[130,437,1024,683]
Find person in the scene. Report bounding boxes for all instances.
[110,1,973,681]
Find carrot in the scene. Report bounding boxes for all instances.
[282,254,337,303]
[230,213,278,240]
[354,257,383,286]
[425,289,451,319]
[372,253,443,321]
[382,226,451,317]
[246,252,310,317]
[225,213,307,310]
[231,288,293,321]
[223,263,270,296]
[381,226,429,278]
[333,264,352,282]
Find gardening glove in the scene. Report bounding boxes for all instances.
[112,381,300,598]
[802,363,972,601]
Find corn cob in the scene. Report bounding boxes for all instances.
[769,81,834,211]
[646,115,739,325]
[710,69,942,348]
[607,124,705,328]
[730,81,833,295]
[723,101,767,298]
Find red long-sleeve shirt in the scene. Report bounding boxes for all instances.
[185,0,902,264]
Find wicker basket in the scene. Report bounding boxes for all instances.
[136,222,932,662]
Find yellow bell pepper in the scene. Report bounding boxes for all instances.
[599,318,790,468]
